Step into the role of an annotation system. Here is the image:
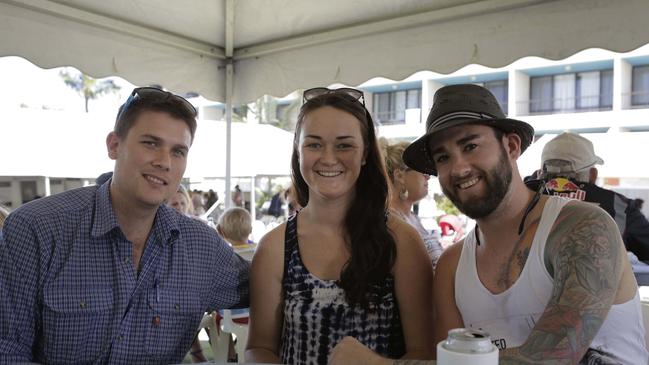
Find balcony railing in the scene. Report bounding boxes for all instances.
[623,91,649,109]
[372,108,423,126]
[520,95,612,115]
[372,110,406,126]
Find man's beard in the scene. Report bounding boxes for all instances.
[441,146,512,219]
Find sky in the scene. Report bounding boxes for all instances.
[0,56,136,115]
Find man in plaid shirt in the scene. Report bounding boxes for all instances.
[0,87,250,364]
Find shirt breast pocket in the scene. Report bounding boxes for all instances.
[42,286,114,364]
[146,287,203,360]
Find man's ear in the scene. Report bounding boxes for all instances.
[504,132,523,160]
[589,167,599,184]
[106,132,120,160]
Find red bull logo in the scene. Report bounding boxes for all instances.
[545,178,586,201]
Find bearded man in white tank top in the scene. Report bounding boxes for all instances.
[328,84,648,365]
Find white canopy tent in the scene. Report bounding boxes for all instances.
[2,0,648,103]
[517,132,649,181]
[0,108,293,179]
[2,0,649,206]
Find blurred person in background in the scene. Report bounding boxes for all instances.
[267,190,285,218]
[380,138,444,271]
[232,185,244,208]
[217,207,255,251]
[527,132,649,262]
[192,189,206,216]
[205,189,219,211]
[167,184,194,216]
[438,214,465,248]
[285,184,302,217]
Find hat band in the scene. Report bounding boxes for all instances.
[430,111,497,130]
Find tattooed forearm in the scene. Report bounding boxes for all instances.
[505,202,623,364]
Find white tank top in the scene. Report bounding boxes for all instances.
[455,196,648,364]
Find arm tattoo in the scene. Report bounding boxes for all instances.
[500,203,623,364]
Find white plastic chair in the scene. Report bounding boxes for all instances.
[221,309,250,363]
[197,311,233,362]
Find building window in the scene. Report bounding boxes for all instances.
[529,69,613,114]
[632,65,649,107]
[372,88,421,125]
[474,80,508,114]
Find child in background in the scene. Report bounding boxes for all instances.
[217,207,256,261]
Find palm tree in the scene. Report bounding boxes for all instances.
[59,69,121,112]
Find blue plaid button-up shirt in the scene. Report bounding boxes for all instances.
[0,182,250,364]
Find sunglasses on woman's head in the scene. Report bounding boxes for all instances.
[302,87,365,105]
[117,87,197,120]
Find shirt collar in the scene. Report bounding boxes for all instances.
[91,180,180,244]
[152,204,181,246]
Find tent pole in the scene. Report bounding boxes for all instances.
[224,0,235,209]
[250,175,256,222]
[225,61,233,210]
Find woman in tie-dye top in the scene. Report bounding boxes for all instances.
[246,88,434,365]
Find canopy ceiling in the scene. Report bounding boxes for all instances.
[2,0,649,103]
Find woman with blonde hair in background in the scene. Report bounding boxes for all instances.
[167,185,194,216]
[380,138,444,271]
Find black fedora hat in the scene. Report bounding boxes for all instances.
[403,84,534,176]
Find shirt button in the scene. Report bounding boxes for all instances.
[117,335,123,341]
[79,301,87,309]
[153,315,161,327]
[123,256,130,263]
[174,304,180,310]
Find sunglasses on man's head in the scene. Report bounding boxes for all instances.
[302,87,365,105]
[117,87,197,120]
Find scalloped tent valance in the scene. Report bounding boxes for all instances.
[2,0,648,104]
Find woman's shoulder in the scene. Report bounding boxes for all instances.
[258,220,289,249]
[253,220,290,263]
[387,212,421,243]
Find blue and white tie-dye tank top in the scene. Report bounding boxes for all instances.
[279,213,405,365]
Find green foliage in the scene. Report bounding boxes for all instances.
[255,182,286,210]
[433,193,460,217]
[59,69,121,112]
[255,188,272,209]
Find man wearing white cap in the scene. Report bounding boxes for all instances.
[541,131,604,183]
[528,132,649,262]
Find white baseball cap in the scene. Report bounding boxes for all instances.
[542,132,604,172]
